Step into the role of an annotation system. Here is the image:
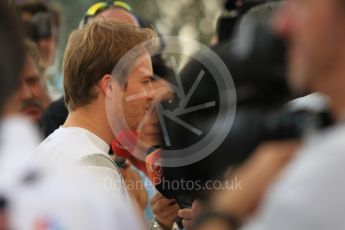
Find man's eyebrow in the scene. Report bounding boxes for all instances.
[25,74,40,80]
[139,67,153,75]
[27,73,40,78]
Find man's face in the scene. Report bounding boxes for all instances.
[123,54,159,146]
[38,37,57,69]
[18,55,45,122]
[106,54,160,147]
[96,8,139,26]
[274,0,345,93]
[21,13,57,70]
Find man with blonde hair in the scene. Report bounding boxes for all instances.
[37,20,156,199]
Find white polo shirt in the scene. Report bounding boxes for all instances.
[38,127,110,162]
[37,127,128,199]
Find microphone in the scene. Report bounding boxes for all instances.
[113,130,194,208]
[111,130,147,174]
[145,148,194,208]
[145,148,163,188]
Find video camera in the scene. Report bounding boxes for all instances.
[217,0,281,42]
[152,2,333,208]
[23,12,53,42]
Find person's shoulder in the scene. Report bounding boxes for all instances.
[246,124,345,230]
[269,123,345,192]
[303,123,345,153]
[37,127,104,161]
[39,127,81,147]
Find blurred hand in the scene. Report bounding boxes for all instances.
[212,140,301,221]
[151,192,180,230]
[194,219,231,230]
[178,200,203,230]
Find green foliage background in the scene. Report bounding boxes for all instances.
[47,0,224,95]
[55,0,224,54]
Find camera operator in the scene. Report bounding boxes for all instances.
[175,2,286,229]
[195,0,345,229]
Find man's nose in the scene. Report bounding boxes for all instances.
[38,38,52,50]
[147,82,156,101]
[20,83,33,100]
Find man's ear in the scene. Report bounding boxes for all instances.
[99,74,112,97]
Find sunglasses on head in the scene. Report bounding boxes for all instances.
[82,0,133,26]
[86,0,132,16]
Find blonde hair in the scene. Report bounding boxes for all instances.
[63,20,155,110]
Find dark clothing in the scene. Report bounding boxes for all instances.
[40,96,68,138]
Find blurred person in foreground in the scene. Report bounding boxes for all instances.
[0,2,144,230]
[0,1,35,226]
[189,0,345,229]
[0,0,32,227]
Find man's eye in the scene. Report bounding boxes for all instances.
[27,78,39,85]
[142,77,153,84]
